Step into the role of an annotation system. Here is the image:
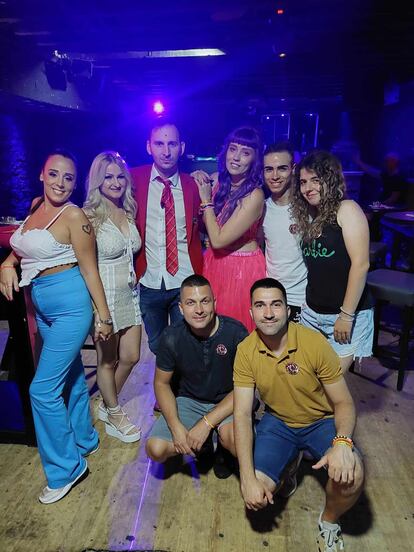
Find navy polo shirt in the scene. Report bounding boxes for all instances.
[156,315,248,404]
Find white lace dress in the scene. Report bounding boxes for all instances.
[96,219,142,333]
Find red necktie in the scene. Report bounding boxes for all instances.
[158,177,179,275]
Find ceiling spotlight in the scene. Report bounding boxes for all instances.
[277,9,284,15]
[279,52,286,58]
[153,101,165,114]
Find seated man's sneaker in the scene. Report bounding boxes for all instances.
[213,444,235,479]
[39,462,89,505]
[277,451,303,499]
[317,513,345,551]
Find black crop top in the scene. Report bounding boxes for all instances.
[302,223,372,314]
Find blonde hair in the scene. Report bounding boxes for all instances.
[83,151,137,231]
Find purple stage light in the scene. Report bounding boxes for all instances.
[153,101,165,114]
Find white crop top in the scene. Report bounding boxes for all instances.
[10,203,78,287]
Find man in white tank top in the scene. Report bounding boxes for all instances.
[262,143,307,322]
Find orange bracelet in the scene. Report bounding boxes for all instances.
[0,265,15,270]
[332,435,354,449]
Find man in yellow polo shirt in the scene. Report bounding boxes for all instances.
[234,278,364,552]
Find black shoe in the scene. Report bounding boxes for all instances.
[277,451,303,498]
[195,435,215,473]
[213,445,235,479]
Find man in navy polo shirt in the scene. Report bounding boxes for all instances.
[145,274,248,477]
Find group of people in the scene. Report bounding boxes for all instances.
[0,118,374,551]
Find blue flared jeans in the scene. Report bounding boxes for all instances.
[30,266,98,488]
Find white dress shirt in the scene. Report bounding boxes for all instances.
[140,165,194,290]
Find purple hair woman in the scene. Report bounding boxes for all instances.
[192,126,265,331]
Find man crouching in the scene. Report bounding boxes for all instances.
[146,274,248,478]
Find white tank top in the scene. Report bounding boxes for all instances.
[10,203,78,287]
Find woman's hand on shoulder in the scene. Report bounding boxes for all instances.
[191,169,211,185]
[191,170,215,203]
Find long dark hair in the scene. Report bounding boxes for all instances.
[214,126,263,223]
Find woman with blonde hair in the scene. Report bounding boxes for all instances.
[84,151,142,443]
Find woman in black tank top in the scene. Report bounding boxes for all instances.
[290,150,373,372]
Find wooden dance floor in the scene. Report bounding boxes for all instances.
[1,329,414,552]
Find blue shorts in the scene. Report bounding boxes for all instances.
[254,413,336,484]
[149,396,233,442]
[300,304,374,359]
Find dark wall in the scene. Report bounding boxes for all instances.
[3,89,413,219]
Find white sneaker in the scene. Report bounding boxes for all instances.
[97,401,108,422]
[38,461,88,505]
[317,512,345,551]
[105,408,141,443]
[83,439,100,457]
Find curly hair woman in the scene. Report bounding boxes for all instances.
[291,150,373,372]
[192,127,266,331]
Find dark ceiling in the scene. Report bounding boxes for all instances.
[0,0,413,113]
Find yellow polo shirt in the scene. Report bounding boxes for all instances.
[234,322,342,428]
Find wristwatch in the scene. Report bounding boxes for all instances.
[98,317,113,325]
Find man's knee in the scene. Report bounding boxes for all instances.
[218,423,235,452]
[146,437,174,462]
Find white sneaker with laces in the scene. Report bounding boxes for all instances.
[38,461,88,505]
[317,512,345,551]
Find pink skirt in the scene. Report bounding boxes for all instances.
[203,247,266,332]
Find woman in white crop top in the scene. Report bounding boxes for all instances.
[83,151,142,444]
[0,150,112,505]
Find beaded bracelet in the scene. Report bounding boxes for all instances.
[203,415,215,430]
[332,435,354,449]
[340,306,355,318]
